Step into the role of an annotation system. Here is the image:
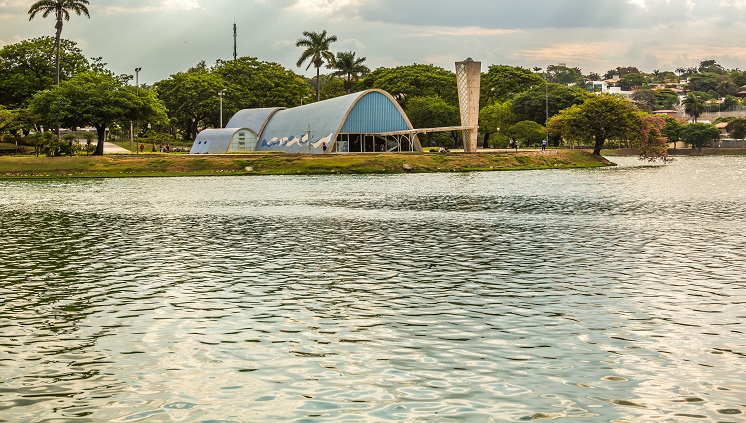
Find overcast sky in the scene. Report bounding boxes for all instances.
[2,0,745,85]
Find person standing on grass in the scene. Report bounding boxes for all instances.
[542,139,547,151]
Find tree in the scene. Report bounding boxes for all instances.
[27,0,90,86]
[550,94,640,155]
[726,118,746,140]
[603,66,640,80]
[481,65,544,104]
[633,88,679,112]
[698,59,726,74]
[0,37,89,108]
[628,113,669,162]
[360,64,458,109]
[546,64,583,85]
[680,123,720,153]
[155,68,224,141]
[295,30,337,102]
[331,51,369,94]
[661,116,683,149]
[512,83,588,125]
[316,75,347,101]
[619,73,649,91]
[29,71,167,155]
[479,101,518,148]
[213,56,312,113]
[682,93,706,122]
[722,95,739,112]
[405,96,459,147]
[686,72,720,93]
[506,120,545,147]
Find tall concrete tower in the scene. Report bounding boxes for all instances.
[455,58,481,152]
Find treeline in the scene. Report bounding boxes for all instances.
[1,36,744,157]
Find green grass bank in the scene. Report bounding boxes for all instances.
[0,150,613,179]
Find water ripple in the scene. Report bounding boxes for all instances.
[0,156,744,421]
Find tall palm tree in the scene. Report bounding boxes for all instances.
[331,51,370,94]
[683,93,706,122]
[296,30,337,102]
[28,0,91,86]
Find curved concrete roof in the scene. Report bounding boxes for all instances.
[257,89,413,153]
[225,107,284,135]
[190,128,256,154]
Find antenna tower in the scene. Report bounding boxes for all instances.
[233,21,237,60]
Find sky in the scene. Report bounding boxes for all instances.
[1,0,746,85]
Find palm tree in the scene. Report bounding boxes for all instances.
[28,0,91,86]
[683,93,706,122]
[296,30,337,102]
[331,51,370,94]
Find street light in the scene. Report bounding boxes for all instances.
[219,90,225,128]
[545,69,549,149]
[135,67,142,154]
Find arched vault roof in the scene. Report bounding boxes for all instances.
[225,107,284,135]
[257,89,414,153]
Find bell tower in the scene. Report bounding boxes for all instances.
[455,58,481,152]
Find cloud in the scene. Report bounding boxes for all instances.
[97,0,202,14]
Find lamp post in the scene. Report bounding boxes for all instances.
[219,90,225,128]
[545,70,549,149]
[135,67,142,154]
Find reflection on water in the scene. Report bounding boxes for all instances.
[0,156,744,421]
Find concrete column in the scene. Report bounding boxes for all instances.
[456,58,481,152]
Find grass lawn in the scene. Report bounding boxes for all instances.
[0,150,613,179]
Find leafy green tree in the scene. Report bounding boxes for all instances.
[682,93,706,122]
[405,95,459,147]
[213,57,312,114]
[681,122,720,153]
[30,72,167,155]
[317,75,347,101]
[653,89,681,110]
[603,66,640,79]
[0,108,15,135]
[662,116,683,149]
[331,51,369,94]
[726,118,746,139]
[479,101,518,148]
[360,64,458,109]
[155,68,224,141]
[0,37,89,108]
[511,83,588,125]
[27,0,90,86]
[550,94,640,155]
[722,95,739,112]
[481,65,544,104]
[506,120,545,147]
[295,30,337,102]
[686,72,720,93]
[632,89,656,112]
[546,64,583,85]
[633,88,679,112]
[619,73,649,90]
[698,59,726,74]
[716,77,737,97]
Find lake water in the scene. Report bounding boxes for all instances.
[0,156,744,422]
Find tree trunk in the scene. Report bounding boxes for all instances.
[316,66,321,102]
[191,119,199,141]
[55,12,62,86]
[593,134,604,155]
[93,126,106,156]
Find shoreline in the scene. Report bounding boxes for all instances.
[0,150,613,179]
